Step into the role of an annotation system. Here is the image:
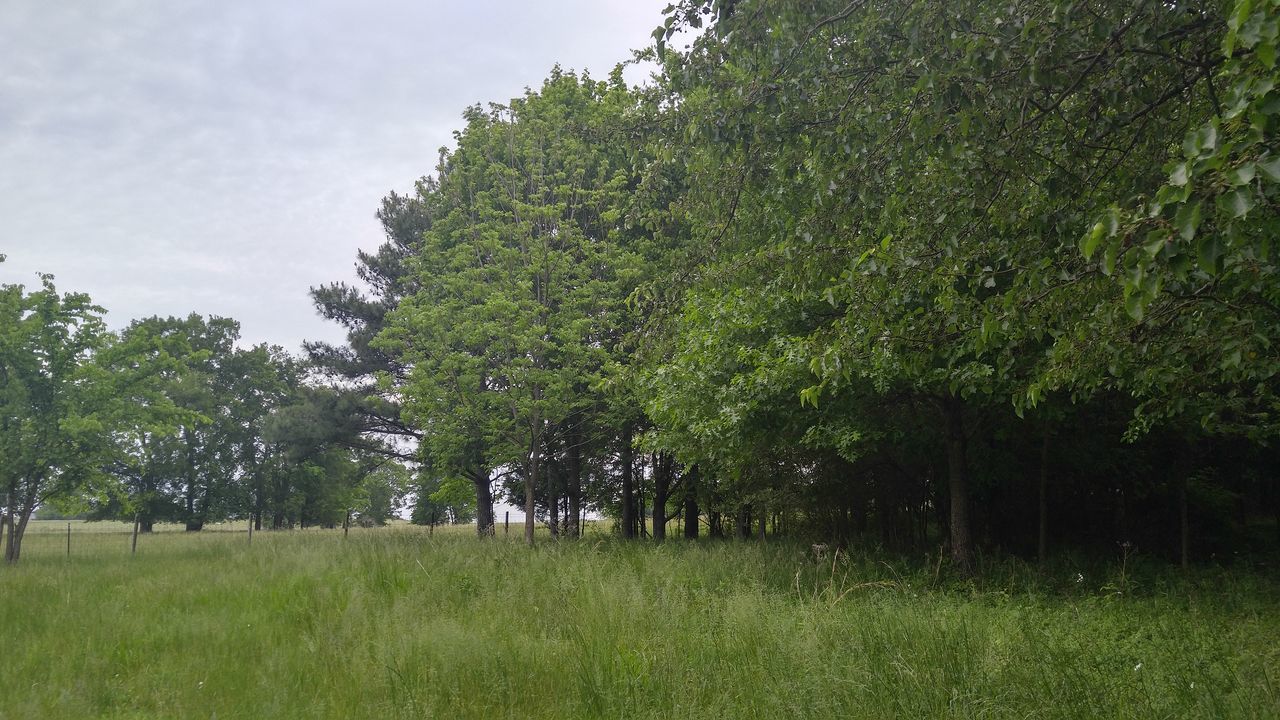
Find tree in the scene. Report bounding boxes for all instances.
[379,68,643,545]
[411,474,477,525]
[1,276,183,562]
[646,0,1250,570]
[84,317,306,532]
[306,189,433,461]
[1072,0,1280,440]
[354,461,409,525]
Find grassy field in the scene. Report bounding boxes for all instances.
[2,521,1278,719]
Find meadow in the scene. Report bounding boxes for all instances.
[2,520,1278,719]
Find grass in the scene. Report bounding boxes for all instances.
[2,521,1278,719]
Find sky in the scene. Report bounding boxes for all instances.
[0,0,669,350]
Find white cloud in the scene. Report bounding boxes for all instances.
[0,0,668,349]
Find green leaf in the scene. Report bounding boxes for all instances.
[1104,207,1120,236]
[799,386,821,408]
[1082,221,1105,260]
[1258,156,1280,182]
[1227,0,1252,33]
[1183,129,1201,158]
[1217,188,1255,218]
[1184,122,1218,158]
[1197,234,1224,274]
[1258,40,1276,69]
[1143,230,1168,258]
[1170,251,1193,281]
[1169,162,1190,186]
[1102,237,1121,276]
[1239,11,1263,48]
[1124,292,1145,322]
[1174,201,1202,242]
[1228,162,1256,185]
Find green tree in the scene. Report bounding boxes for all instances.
[1074,0,1280,439]
[411,474,477,526]
[379,68,642,545]
[354,461,409,526]
[648,0,1245,570]
[307,189,432,461]
[1,276,183,562]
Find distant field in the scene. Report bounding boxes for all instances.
[1,525,1277,719]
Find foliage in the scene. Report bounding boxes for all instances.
[633,0,1280,565]
[0,275,157,560]
[410,474,477,525]
[377,68,644,544]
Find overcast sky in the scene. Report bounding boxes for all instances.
[0,0,668,350]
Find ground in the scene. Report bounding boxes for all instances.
[1,520,1277,718]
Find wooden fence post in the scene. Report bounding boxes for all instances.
[131,514,140,556]
[504,511,509,535]
[67,522,71,557]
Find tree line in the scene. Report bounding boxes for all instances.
[0,270,455,562]
[5,0,1279,571]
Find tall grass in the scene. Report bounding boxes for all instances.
[2,522,1277,718]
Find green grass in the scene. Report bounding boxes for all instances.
[2,522,1277,719]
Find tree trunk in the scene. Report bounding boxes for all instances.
[684,464,700,539]
[621,424,635,539]
[1038,424,1050,564]
[736,505,751,539]
[524,445,539,546]
[139,517,155,534]
[472,468,495,537]
[652,454,670,542]
[184,428,200,532]
[943,395,974,574]
[2,502,13,564]
[920,468,931,548]
[568,426,582,539]
[9,502,34,563]
[547,461,560,539]
[184,478,203,531]
[1180,475,1190,571]
[185,477,197,531]
[639,492,648,539]
[758,509,766,541]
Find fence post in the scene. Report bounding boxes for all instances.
[343,509,350,539]
[248,516,253,545]
[504,511,509,535]
[131,514,140,556]
[66,522,71,557]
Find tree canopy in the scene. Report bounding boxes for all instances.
[6,0,1278,571]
